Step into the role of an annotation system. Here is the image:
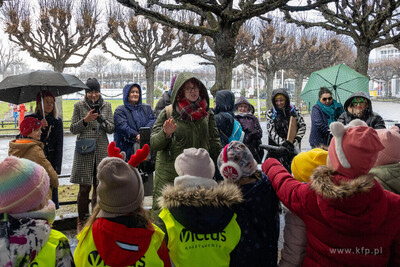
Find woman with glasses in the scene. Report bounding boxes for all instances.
[337,91,386,129]
[309,87,344,148]
[70,78,115,232]
[150,72,222,214]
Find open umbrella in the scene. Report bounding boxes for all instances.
[301,63,369,108]
[0,70,88,105]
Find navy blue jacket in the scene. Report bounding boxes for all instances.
[309,104,331,147]
[113,83,156,160]
[230,172,280,267]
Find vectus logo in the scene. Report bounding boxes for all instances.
[179,228,227,243]
[88,250,103,266]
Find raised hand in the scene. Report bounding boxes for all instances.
[163,118,177,137]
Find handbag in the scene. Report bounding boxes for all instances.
[76,138,96,154]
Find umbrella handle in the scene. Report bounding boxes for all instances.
[41,90,45,119]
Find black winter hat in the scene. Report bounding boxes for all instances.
[86,78,101,92]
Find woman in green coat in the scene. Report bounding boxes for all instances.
[150,72,222,212]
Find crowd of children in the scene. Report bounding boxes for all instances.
[1,82,400,266]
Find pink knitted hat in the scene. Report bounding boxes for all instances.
[0,156,50,214]
[374,126,400,166]
[328,119,384,179]
[174,148,217,188]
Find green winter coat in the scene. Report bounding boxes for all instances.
[150,72,222,211]
[369,162,400,195]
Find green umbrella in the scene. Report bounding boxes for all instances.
[301,63,369,108]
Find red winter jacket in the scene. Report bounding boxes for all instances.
[262,158,400,267]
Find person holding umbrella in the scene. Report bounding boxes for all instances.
[337,91,386,129]
[25,91,63,209]
[309,87,344,148]
[70,78,115,233]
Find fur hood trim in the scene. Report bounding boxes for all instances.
[158,182,243,209]
[310,166,375,199]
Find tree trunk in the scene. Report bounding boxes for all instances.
[294,74,304,109]
[265,71,274,111]
[355,45,371,77]
[53,65,65,119]
[145,65,156,108]
[212,27,236,94]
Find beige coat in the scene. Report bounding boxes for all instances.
[9,139,59,189]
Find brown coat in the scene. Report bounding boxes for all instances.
[8,139,59,189]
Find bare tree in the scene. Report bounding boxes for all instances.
[2,0,111,73]
[0,40,22,77]
[246,20,295,110]
[283,0,400,76]
[284,28,347,107]
[368,58,400,97]
[1,0,111,117]
[104,7,206,107]
[201,22,257,95]
[82,54,111,78]
[115,0,333,93]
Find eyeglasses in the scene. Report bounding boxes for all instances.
[322,97,333,101]
[351,98,367,106]
[184,87,199,92]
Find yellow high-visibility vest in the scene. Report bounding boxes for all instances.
[29,229,68,266]
[74,223,165,267]
[159,208,241,267]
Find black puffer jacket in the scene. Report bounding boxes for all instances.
[214,90,236,146]
[158,181,243,266]
[337,91,386,129]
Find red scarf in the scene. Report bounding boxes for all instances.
[178,98,208,121]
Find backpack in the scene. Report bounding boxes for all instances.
[229,118,245,143]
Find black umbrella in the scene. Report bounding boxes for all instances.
[0,70,88,105]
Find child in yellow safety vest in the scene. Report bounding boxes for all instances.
[73,142,171,267]
[158,148,244,267]
[0,156,74,266]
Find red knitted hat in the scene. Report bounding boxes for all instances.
[20,117,42,137]
[328,119,384,179]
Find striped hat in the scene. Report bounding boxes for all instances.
[0,156,49,214]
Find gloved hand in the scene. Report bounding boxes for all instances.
[282,141,295,153]
[97,114,106,124]
[276,146,290,156]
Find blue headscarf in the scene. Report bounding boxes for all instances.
[317,99,344,126]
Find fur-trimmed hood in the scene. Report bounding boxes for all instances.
[158,182,243,233]
[309,165,388,234]
[310,166,375,199]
